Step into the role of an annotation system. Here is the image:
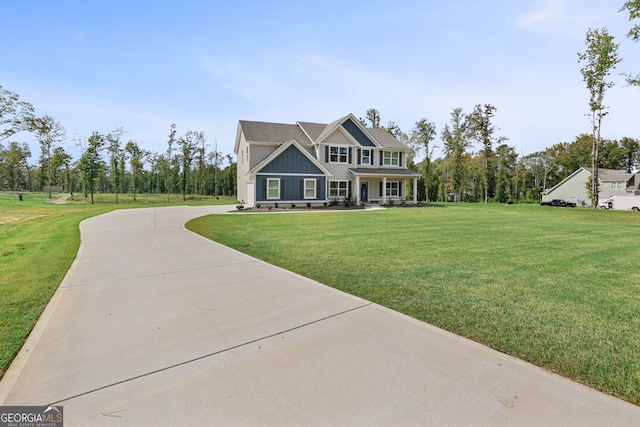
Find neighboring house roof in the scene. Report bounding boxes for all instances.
[543,167,639,195]
[585,168,634,182]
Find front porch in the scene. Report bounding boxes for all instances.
[349,168,421,205]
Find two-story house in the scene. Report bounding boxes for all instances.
[541,167,640,206]
[234,114,421,207]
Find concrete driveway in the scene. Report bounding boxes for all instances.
[1,205,638,426]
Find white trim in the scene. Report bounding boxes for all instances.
[360,148,371,165]
[328,180,349,198]
[257,172,326,177]
[383,151,400,166]
[386,181,400,197]
[267,178,280,199]
[304,179,317,199]
[328,145,350,164]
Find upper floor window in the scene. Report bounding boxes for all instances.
[383,151,399,166]
[330,146,349,163]
[361,149,371,165]
[611,181,625,190]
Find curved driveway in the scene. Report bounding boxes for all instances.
[1,206,639,425]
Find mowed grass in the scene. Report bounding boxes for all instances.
[0,191,236,379]
[187,204,640,405]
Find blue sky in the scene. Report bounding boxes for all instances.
[2,0,639,162]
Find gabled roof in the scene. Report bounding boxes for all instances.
[543,167,639,195]
[235,120,313,154]
[248,139,332,176]
[367,128,407,150]
[236,114,409,154]
[588,168,634,182]
[542,167,589,195]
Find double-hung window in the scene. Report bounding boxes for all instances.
[611,181,625,190]
[330,146,348,163]
[361,149,371,165]
[304,179,316,199]
[386,181,399,197]
[329,181,348,197]
[383,151,399,166]
[267,178,280,199]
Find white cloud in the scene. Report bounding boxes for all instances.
[509,0,617,36]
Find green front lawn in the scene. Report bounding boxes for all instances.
[187,203,640,405]
[0,192,236,379]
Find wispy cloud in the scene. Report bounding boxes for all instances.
[508,0,617,36]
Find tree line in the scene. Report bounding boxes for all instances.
[0,86,237,203]
[361,2,640,205]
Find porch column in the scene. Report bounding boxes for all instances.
[413,177,418,204]
[382,177,387,205]
[355,175,360,204]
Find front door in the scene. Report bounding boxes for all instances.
[360,182,369,202]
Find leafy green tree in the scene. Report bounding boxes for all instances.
[619,136,640,172]
[578,27,621,207]
[546,134,592,178]
[0,85,35,142]
[466,104,506,203]
[620,0,640,85]
[79,132,105,204]
[30,115,66,198]
[125,140,145,201]
[106,128,126,203]
[494,144,517,202]
[412,119,437,201]
[364,108,381,128]
[441,108,469,202]
[177,130,201,201]
[51,146,72,193]
[0,141,31,190]
[166,124,176,201]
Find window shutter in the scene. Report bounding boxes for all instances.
[280,179,285,199]
[399,152,403,167]
[348,181,352,198]
[348,147,352,164]
[300,179,304,198]
[357,149,361,165]
[325,145,329,163]
[380,152,384,166]
[262,179,267,199]
[380,181,383,196]
[371,150,375,165]
[400,181,403,197]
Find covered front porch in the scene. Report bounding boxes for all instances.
[349,168,421,205]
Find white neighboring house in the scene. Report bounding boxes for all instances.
[541,167,640,207]
[234,114,421,207]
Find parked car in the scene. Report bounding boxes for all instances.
[540,199,577,207]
